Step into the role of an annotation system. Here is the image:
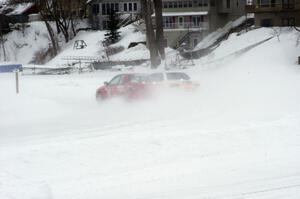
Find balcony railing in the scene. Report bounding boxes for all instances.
[246,3,299,13]
[163,22,208,30]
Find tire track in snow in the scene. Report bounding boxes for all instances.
[0,118,176,148]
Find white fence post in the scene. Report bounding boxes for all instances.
[15,70,19,94]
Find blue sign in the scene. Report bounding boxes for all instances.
[0,64,22,73]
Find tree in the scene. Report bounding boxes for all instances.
[104,9,121,44]
[37,0,59,56]
[154,0,165,59]
[141,0,165,68]
[0,14,9,61]
[37,0,87,43]
[142,0,161,68]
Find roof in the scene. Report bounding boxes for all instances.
[8,3,35,15]
[0,2,35,15]
[152,11,208,17]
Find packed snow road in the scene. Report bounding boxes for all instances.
[1,64,300,199]
[1,29,300,199]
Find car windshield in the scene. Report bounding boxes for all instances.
[109,74,122,85]
[166,72,190,81]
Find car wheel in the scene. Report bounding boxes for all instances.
[96,93,106,103]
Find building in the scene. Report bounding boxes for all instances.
[87,0,246,48]
[88,0,142,30]
[155,0,246,48]
[0,2,39,24]
[245,0,300,27]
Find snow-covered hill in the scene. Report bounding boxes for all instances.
[0,21,149,67]
[0,27,300,199]
[47,24,148,67]
[0,22,51,64]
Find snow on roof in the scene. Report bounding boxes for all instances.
[152,11,208,17]
[7,2,35,15]
[0,0,8,5]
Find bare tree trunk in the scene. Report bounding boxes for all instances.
[154,0,165,59]
[0,34,7,62]
[44,20,58,56]
[71,18,77,37]
[142,0,160,68]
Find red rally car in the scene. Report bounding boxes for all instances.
[96,73,150,101]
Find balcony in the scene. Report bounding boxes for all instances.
[246,3,299,13]
[163,22,209,30]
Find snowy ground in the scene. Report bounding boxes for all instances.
[1,28,300,199]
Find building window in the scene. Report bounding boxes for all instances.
[227,0,230,8]
[192,16,201,27]
[162,1,195,9]
[163,16,174,28]
[179,17,184,26]
[124,3,127,11]
[92,4,99,15]
[134,3,137,11]
[282,0,295,9]
[101,3,105,14]
[174,2,178,8]
[210,0,215,7]
[178,1,183,8]
[115,3,119,12]
[260,0,269,6]
[129,3,132,11]
[101,3,119,15]
[107,3,111,14]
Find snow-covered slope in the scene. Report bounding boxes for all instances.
[194,16,246,51]
[196,27,295,65]
[47,25,148,67]
[0,22,51,64]
[0,28,300,199]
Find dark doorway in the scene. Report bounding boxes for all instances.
[261,18,273,27]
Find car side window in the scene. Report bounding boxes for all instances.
[130,75,140,83]
[149,73,164,82]
[130,75,148,83]
[109,75,122,85]
[166,72,190,81]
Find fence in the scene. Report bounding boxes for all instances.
[0,64,22,73]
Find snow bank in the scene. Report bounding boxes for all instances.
[194,16,246,50]
[196,27,287,65]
